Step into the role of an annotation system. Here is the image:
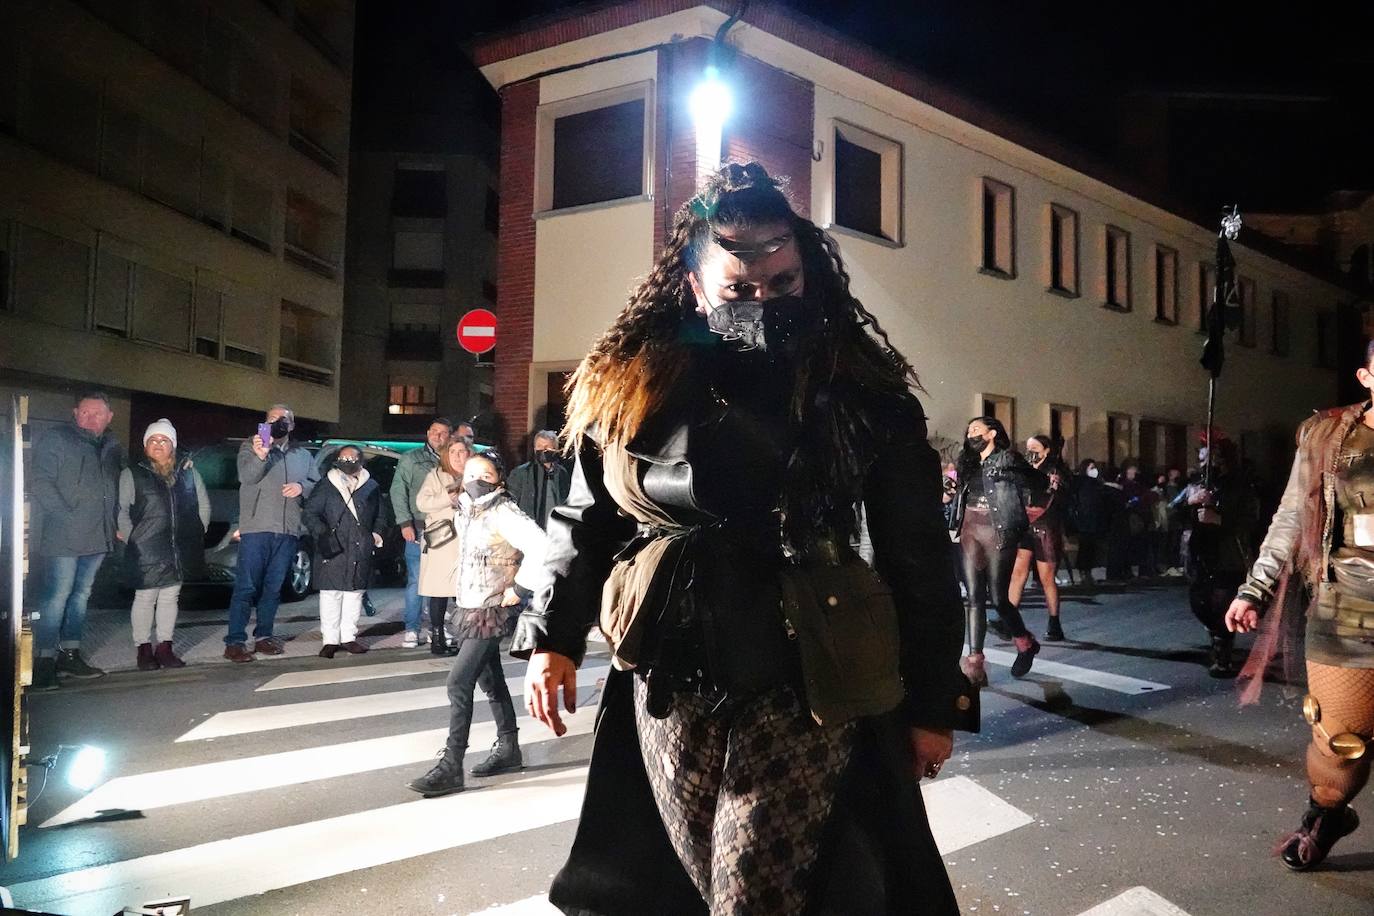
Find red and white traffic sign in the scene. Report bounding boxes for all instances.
[457,308,497,355]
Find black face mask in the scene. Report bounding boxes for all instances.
[535,449,560,465]
[270,417,292,439]
[705,294,822,353]
[335,458,361,475]
[966,436,988,452]
[464,479,499,500]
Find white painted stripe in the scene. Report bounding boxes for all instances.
[462,326,496,337]
[469,896,559,916]
[1075,886,1192,916]
[921,775,1034,854]
[257,657,472,691]
[177,664,610,742]
[982,649,1169,695]
[42,705,598,828]
[11,766,591,916]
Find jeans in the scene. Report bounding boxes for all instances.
[32,553,106,657]
[403,540,424,633]
[445,635,517,761]
[226,532,298,646]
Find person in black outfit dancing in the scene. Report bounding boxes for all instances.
[952,417,1044,686]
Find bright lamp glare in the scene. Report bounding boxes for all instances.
[66,746,107,791]
[689,66,732,128]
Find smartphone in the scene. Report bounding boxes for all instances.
[257,422,273,447]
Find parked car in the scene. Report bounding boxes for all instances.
[191,439,418,601]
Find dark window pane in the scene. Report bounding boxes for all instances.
[981,188,997,269]
[834,134,884,239]
[392,169,447,218]
[1050,212,1063,290]
[551,100,644,210]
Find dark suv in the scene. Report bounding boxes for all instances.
[192,439,417,600]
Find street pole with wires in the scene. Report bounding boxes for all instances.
[1200,206,1243,490]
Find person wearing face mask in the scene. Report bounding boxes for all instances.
[1007,435,1071,641]
[390,417,454,648]
[506,430,572,531]
[302,446,386,658]
[951,417,1046,685]
[407,453,551,797]
[513,163,975,915]
[415,436,474,655]
[225,404,319,662]
[1069,458,1114,587]
[117,420,208,671]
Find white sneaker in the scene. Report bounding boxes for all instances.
[402,631,420,648]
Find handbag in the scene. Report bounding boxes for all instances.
[777,554,904,726]
[422,518,457,551]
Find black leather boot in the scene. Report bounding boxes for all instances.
[1278,798,1359,871]
[470,734,523,777]
[1209,635,1237,679]
[1045,616,1066,642]
[406,751,465,797]
[429,627,457,656]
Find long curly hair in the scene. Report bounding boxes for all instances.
[563,161,922,546]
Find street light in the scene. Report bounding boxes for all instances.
[691,64,732,181]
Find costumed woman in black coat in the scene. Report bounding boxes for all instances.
[515,162,977,915]
[303,444,386,657]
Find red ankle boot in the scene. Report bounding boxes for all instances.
[154,641,185,669]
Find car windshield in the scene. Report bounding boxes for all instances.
[192,444,241,490]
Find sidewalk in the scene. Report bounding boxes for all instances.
[76,586,414,673]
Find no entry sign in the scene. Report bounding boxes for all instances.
[457,308,497,355]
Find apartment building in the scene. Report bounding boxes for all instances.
[471,0,1352,477]
[0,0,354,448]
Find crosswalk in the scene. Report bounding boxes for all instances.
[14,646,1197,916]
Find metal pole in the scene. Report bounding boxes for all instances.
[1204,375,1216,490]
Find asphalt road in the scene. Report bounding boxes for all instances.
[5,582,1373,915]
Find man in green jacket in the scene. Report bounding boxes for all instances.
[389,417,453,647]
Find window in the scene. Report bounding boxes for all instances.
[1139,419,1188,475]
[392,166,447,218]
[205,14,281,131]
[537,83,651,213]
[94,246,132,336]
[1107,413,1133,470]
[25,67,101,174]
[1104,226,1131,310]
[1048,205,1078,295]
[132,263,192,351]
[831,121,902,243]
[99,100,142,192]
[389,231,445,288]
[485,187,499,234]
[1154,245,1178,323]
[142,122,200,217]
[289,79,345,173]
[388,378,437,415]
[14,223,89,330]
[285,191,341,277]
[231,174,274,251]
[194,279,222,359]
[980,178,1015,276]
[1315,311,1336,369]
[386,323,443,361]
[279,300,336,385]
[981,394,1015,440]
[200,152,230,231]
[1237,277,1256,347]
[1270,291,1291,357]
[222,284,271,371]
[1050,404,1079,467]
[1197,262,1216,332]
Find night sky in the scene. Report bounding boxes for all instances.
[357,0,1374,214]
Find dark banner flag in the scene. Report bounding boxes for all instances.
[1200,207,1243,378]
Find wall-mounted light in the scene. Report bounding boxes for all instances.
[691,3,745,181]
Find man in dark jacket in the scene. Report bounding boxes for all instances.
[389,417,452,647]
[506,430,571,530]
[29,391,125,689]
[224,404,318,662]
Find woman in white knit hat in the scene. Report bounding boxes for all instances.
[117,419,209,670]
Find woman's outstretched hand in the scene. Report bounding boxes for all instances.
[526,650,578,737]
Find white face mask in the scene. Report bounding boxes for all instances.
[1086,467,1099,479]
